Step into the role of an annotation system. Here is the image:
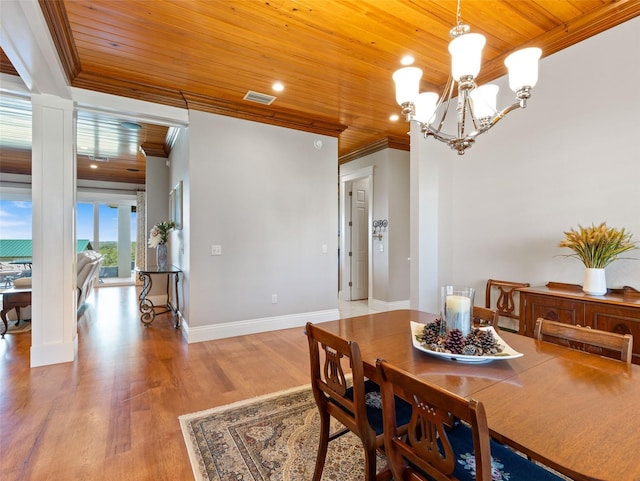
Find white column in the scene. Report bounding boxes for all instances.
[30,94,77,367]
[93,202,100,251]
[409,122,453,313]
[117,205,131,277]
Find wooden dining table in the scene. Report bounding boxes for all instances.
[316,309,640,481]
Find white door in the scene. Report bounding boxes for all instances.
[350,179,369,300]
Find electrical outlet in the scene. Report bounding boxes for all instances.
[271,294,278,304]
[211,245,222,256]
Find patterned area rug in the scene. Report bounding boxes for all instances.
[4,318,31,334]
[179,385,384,481]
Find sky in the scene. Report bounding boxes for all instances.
[0,199,136,242]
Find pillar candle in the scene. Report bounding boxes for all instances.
[446,295,471,335]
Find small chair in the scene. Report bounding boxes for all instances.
[472,306,499,329]
[305,322,412,481]
[376,359,567,481]
[485,279,530,332]
[534,318,633,364]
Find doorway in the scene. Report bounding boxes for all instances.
[77,199,137,285]
[339,166,373,302]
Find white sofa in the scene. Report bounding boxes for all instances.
[10,250,104,317]
[76,250,104,307]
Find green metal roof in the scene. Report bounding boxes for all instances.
[77,239,92,252]
[0,239,93,258]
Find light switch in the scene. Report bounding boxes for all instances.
[321,244,328,254]
[211,245,222,256]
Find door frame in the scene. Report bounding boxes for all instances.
[339,166,373,302]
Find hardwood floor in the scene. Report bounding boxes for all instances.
[0,286,316,481]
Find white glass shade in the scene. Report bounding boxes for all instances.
[448,33,486,80]
[470,84,499,119]
[392,67,423,105]
[414,92,439,124]
[505,47,542,92]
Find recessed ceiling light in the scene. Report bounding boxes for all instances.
[400,55,415,66]
[121,121,142,130]
[389,114,400,121]
[90,164,98,169]
[272,82,284,92]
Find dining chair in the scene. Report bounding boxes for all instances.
[472,306,499,329]
[485,279,530,332]
[376,359,567,481]
[534,318,633,364]
[305,322,412,481]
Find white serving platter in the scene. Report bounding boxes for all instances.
[410,321,524,363]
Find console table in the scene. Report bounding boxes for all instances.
[1,289,32,337]
[135,266,181,328]
[519,284,640,364]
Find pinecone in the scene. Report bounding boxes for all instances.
[444,329,465,354]
[465,329,484,349]
[419,319,443,345]
[462,344,478,356]
[477,330,502,354]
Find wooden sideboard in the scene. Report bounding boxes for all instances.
[519,284,640,364]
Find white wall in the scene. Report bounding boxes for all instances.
[413,16,640,308]
[341,148,411,305]
[387,149,411,301]
[168,128,190,324]
[145,156,171,267]
[185,111,339,341]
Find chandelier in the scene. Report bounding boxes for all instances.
[392,0,541,155]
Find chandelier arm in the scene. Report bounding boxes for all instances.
[467,94,481,131]
[434,76,456,133]
[421,124,458,143]
[422,97,526,147]
[469,99,524,139]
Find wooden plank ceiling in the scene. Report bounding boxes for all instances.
[1,0,639,184]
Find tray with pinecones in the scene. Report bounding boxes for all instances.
[411,320,523,363]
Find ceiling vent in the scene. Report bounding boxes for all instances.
[243,90,276,105]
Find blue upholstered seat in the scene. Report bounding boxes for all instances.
[446,422,565,481]
[343,379,413,436]
[377,359,568,481]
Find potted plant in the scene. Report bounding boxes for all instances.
[558,222,637,295]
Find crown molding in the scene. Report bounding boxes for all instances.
[339,137,409,165]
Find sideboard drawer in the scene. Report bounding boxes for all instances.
[520,293,584,336]
[586,305,640,364]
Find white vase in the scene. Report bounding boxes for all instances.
[156,243,168,270]
[583,268,606,296]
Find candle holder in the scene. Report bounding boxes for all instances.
[440,286,475,337]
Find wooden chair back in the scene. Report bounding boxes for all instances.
[485,279,530,320]
[376,359,493,481]
[534,318,633,364]
[306,322,389,481]
[472,306,499,329]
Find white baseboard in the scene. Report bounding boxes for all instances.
[182,309,341,344]
[368,298,410,311]
[30,336,78,367]
[498,317,519,332]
